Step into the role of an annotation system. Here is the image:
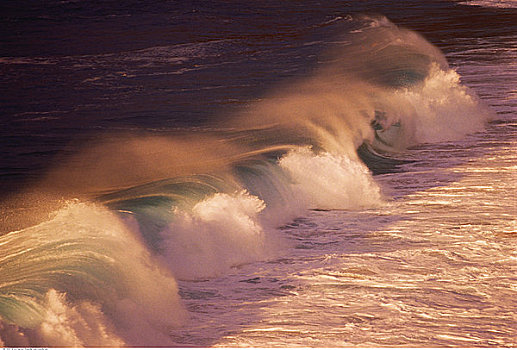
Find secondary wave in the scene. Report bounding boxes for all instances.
[0,15,492,346]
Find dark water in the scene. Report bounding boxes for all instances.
[1,0,514,193]
[0,0,516,347]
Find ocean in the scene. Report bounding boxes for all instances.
[0,0,515,347]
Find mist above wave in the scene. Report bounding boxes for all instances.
[0,15,493,347]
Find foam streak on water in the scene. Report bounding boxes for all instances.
[459,0,517,9]
[167,25,517,346]
[170,119,516,348]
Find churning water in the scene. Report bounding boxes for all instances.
[0,0,515,347]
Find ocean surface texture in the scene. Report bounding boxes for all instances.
[0,0,516,347]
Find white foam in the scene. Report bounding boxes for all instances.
[279,147,383,210]
[0,201,187,347]
[388,64,493,144]
[159,191,280,280]
[36,290,125,347]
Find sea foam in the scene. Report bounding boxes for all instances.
[0,202,186,347]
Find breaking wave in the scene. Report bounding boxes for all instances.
[0,15,492,346]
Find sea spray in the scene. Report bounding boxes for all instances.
[279,147,382,209]
[159,191,273,279]
[0,14,494,347]
[157,147,383,280]
[392,64,493,144]
[0,201,186,346]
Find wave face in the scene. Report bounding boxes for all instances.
[0,202,186,347]
[0,15,491,346]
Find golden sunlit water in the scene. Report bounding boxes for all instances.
[169,121,516,347]
[1,1,516,347]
